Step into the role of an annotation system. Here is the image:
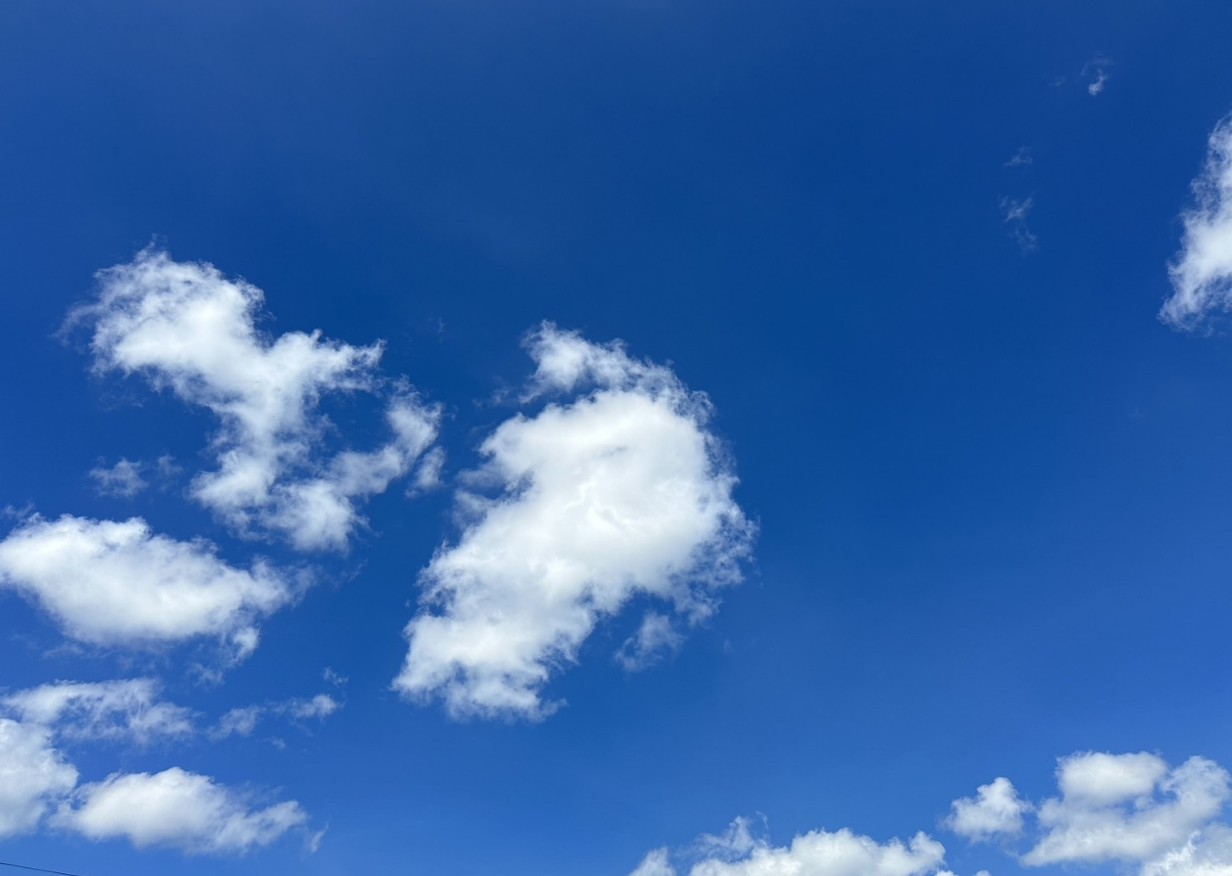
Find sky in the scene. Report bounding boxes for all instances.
[3,1,1232,874]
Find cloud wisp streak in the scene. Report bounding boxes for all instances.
[395,324,754,720]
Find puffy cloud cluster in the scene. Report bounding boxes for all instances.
[948,751,1232,876]
[0,514,293,659]
[630,817,951,876]
[67,250,439,551]
[1163,117,1232,330]
[0,680,309,852]
[395,324,754,719]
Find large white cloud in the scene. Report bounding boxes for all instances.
[56,767,308,854]
[630,818,949,876]
[395,324,754,719]
[0,514,292,656]
[2,679,193,744]
[0,719,78,838]
[1024,753,1229,867]
[1163,117,1232,329]
[66,250,439,551]
[948,751,1232,876]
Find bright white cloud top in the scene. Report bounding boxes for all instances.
[630,818,949,876]
[66,249,440,551]
[0,514,292,657]
[948,751,1232,876]
[55,767,308,854]
[395,324,754,719]
[0,719,77,839]
[1164,116,1232,329]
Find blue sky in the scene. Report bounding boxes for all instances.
[4,1,1232,874]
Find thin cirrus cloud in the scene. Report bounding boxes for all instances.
[2,679,193,745]
[1162,116,1232,330]
[211,692,341,740]
[946,751,1232,876]
[629,816,952,876]
[0,514,294,660]
[64,249,440,552]
[395,323,754,720]
[88,458,148,498]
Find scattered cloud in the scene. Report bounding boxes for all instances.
[0,513,294,658]
[1005,147,1033,168]
[945,776,1030,842]
[55,767,308,854]
[89,458,148,498]
[395,324,754,720]
[1162,117,1232,330]
[1083,57,1112,96]
[0,718,78,838]
[615,611,684,671]
[65,249,440,551]
[948,751,1232,876]
[1001,196,1038,252]
[2,679,193,744]
[629,817,949,876]
[211,693,341,740]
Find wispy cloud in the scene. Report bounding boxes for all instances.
[2,679,193,745]
[1162,116,1232,329]
[1005,147,1033,168]
[1083,57,1112,96]
[89,458,147,498]
[1000,196,1039,252]
[395,324,754,720]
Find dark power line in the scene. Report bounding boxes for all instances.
[0,860,89,876]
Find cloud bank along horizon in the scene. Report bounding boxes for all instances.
[0,250,756,853]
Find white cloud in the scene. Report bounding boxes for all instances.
[616,611,684,671]
[57,767,307,854]
[946,777,1030,842]
[395,324,754,719]
[89,458,148,498]
[1024,753,1230,867]
[1005,147,1033,168]
[0,513,293,656]
[67,249,439,551]
[1163,118,1232,329]
[3,679,193,744]
[211,693,341,739]
[1142,826,1232,876]
[1000,196,1038,252]
[0,718,77,838]
[629,818,948,876]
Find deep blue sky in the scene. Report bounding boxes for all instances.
[3,2,1232,875]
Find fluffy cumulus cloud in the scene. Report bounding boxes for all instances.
[0,719,78,838]
[1163,117,1232,329]
[949,751,1232,876]
[3,679,193,744]
[0,514,292,657]
[395,324,754,719]
[1024,753,1229,867]
[66,249,439,551]
[630,818,949,876]
[56,767,308,854]
[946,776,1030,841]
